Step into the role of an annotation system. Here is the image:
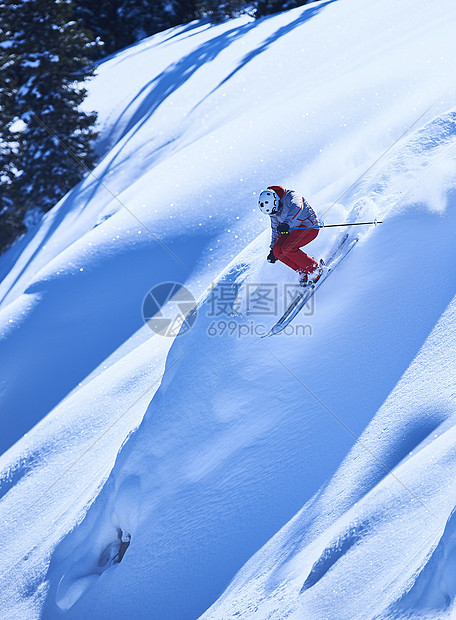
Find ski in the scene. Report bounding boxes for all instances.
[262,235,359,338]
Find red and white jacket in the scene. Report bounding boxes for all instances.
[267,185,321,248]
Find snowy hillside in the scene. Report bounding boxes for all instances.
[1,0,456,618]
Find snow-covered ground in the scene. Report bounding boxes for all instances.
[1,0,456,618]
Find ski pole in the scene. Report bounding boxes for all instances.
[320,220,382,228]
[287,220,382,232]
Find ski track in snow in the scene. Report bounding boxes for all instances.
[1,0,456,618]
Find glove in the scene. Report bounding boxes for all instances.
[267,250,277,263]
[277,222,290,235]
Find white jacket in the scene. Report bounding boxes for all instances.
[269,188,321,248]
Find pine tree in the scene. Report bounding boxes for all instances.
[195,0,246,21]
[170,0,199,24]
[254,0,309,17]
[73,0,195,58]
[0,3,26,249]
[73,0,251,58]
[0,0,99,253]
[73,0,123,57]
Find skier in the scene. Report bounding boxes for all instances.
[258,185,323,286]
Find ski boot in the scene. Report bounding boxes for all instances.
[299,261,324,288]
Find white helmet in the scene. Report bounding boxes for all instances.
[258,189,279,214]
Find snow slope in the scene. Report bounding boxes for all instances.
[1,0,456,618]
[202,263,456,620]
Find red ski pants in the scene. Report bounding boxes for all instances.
[273,228,319,273]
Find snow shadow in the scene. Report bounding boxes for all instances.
[108,21,257,150]
[0,461,33,502]
[105,20,212,72]
[261,405,448,598]
[46,474,140,613]
[300,519,369,592]
[298,409,448,595]
[105,1,337,165]
[198,0,339,103]
[0,184,85,307]
[0,224,208,456]
[390,505,456,616]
